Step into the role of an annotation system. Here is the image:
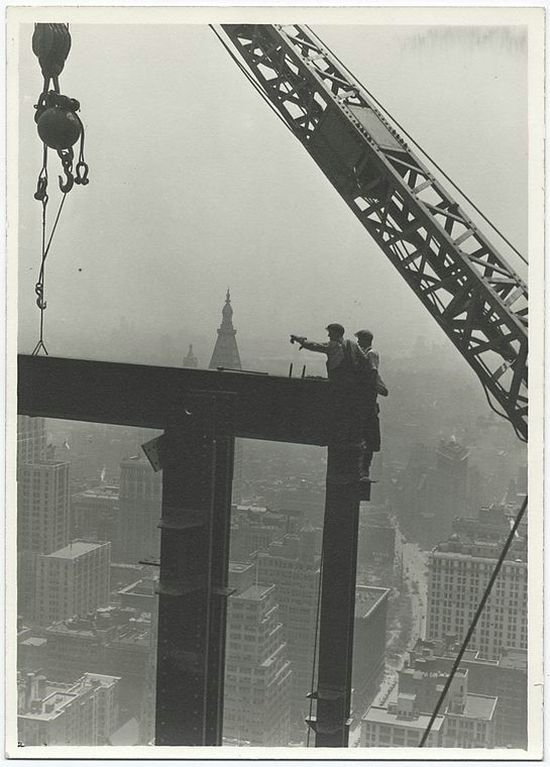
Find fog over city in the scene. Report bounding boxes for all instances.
[14,14,535,754]
[18,23,526,364]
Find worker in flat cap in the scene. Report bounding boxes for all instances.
[355,329,388,479]
[290,323,366,386]
[290,324,378,481]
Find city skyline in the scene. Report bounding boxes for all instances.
[9,7,543,758]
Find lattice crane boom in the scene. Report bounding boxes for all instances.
[219,23,528,440]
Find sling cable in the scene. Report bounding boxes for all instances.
[31,23,89,356]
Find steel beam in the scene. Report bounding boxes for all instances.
[17,354,330,444]
[155,393,234,745]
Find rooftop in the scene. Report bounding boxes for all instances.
[459,693,498,721]
[363,705,444,731]
[74,485,119,500]
[46,540,109,559]
[236,584,273,602]
[355,585,391,618]
[21,637,47,648]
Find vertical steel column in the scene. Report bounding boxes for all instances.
[155,394,234,746]
[312,443,368,747]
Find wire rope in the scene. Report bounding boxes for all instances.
[419,494,528,746]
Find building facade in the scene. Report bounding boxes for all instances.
[224,565,292,746]
[362,666,497,748]
[426,536,527,660]
[353,586,390,715]
[34,541,111,626]
[18,671,119,746]
[113,456,161,565]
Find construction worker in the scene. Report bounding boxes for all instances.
[355,329,387,478]
[290,324,376,481]
[290,323,365,386]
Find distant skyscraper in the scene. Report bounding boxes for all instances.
[224,563,292,746]
[17,416,46,465]
[17,458,71,617]
[209,289,242,370]
[426,531,527,660]
[182,344,198,368]
[114,456,161,564]
[209,289,243,501]
[34,540,111,625]
[256,530,320,735]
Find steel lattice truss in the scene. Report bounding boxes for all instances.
[220,24,528,440]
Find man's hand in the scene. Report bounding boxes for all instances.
[290,334,306,346]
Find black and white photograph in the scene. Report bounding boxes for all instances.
[6,5,544,759]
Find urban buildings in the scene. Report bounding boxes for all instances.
[113,455,161,565]
[208,289,242,371]
[224,563,292,745]
[17,417,71,618]
[18,671,120,746]
[34,540,111,625]
[352,586,390,715]
[17,415,47,465]
[209,289,243,503]
[394,437,470,547]
[182,344,198,368]
[409,638,527,748]
[71,485,119,542]
[362,665,497,747]
[426,535,527,660]
[255,528,320,734]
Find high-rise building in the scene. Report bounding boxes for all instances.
[17,416,47,465]
[255,528,320,734]
[18,671,119,746]
[353,586,390,715]
[71,485,119,541]
[114,456,161,564]
[209,289,243,502]
[395,438,470,547]
[224,563,292,746]
[426,533,527,660]
[209,289,242,371]
[409,638,527,748]
[18,460,70,555]
[362,665,497,747]
[182,344,198,368]
[17,457,71,617]
[44,606,154,729]
[34,541,111,626]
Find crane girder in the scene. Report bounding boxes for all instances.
[220,23,528,439]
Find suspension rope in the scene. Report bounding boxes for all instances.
[31,191,68,356]
[419,494,528,746]
[302,25,528,268]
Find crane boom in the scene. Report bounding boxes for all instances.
[219,23,528,440]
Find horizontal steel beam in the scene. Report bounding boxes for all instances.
[17,354,331,444]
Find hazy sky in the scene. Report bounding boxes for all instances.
[17,20,528,365]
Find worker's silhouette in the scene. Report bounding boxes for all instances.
[290,323,377,481]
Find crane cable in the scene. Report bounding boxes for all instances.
[302,25,528,269]
[419,494,528,746]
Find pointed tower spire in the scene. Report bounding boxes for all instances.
[209,289,242,370]
[182,344,198,368]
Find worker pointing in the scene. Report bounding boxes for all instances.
[290,323,378,481]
